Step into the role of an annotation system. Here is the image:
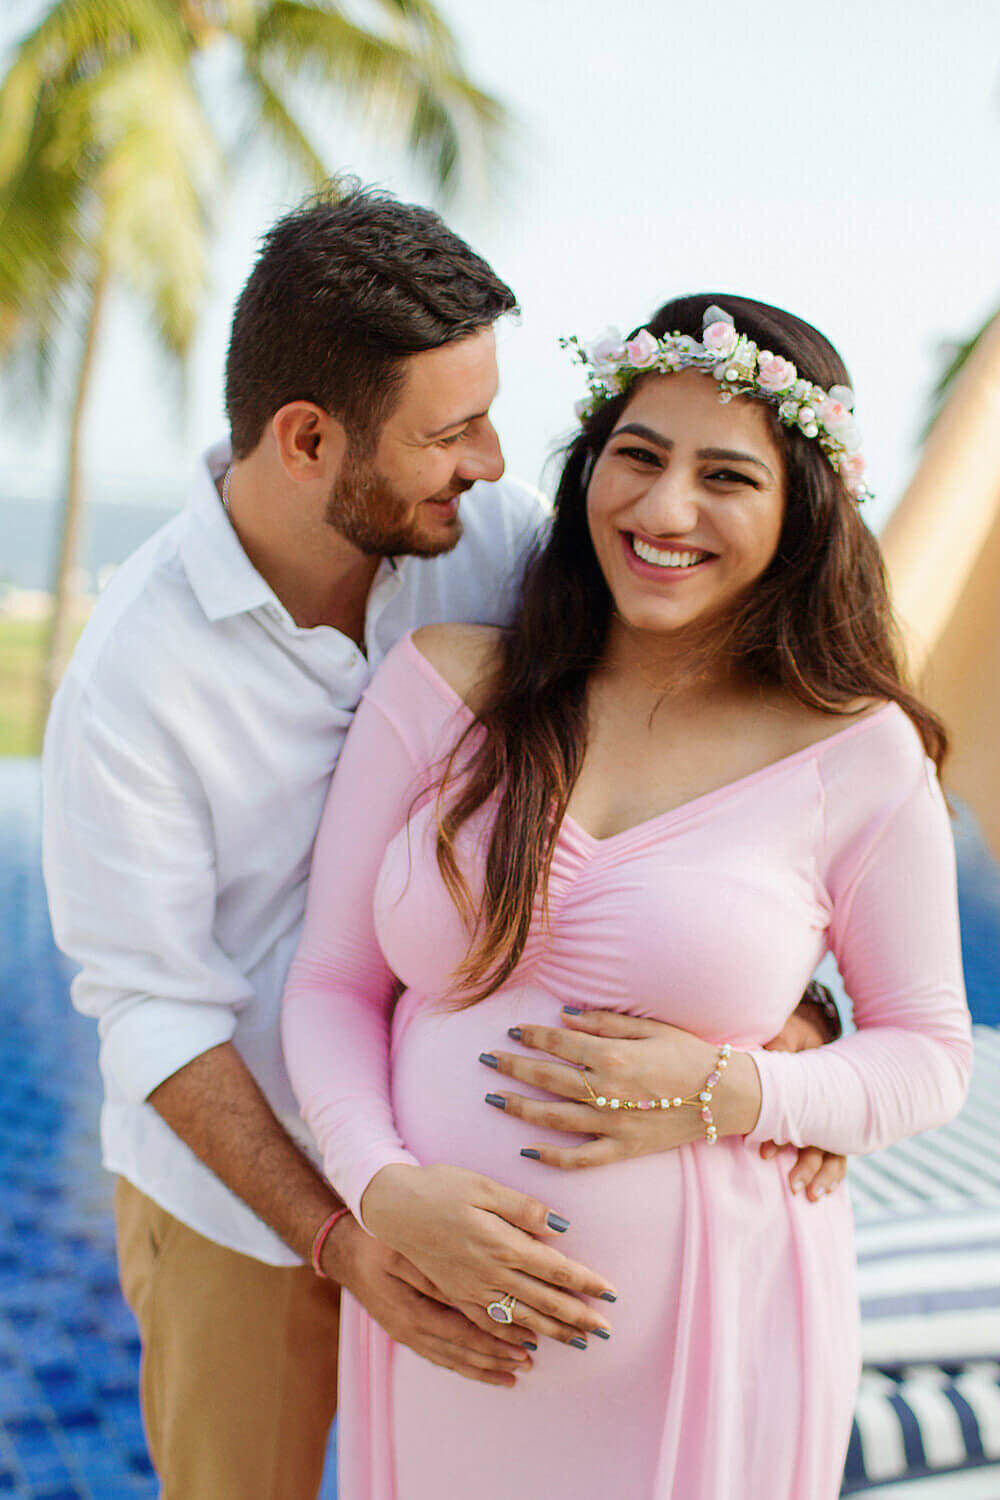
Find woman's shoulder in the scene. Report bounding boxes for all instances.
[764,692,930,810]
[805,699,942,860]
[408,623,503,712]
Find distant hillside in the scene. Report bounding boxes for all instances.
[0,498,178,593]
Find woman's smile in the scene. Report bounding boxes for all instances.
[622,532,718,579]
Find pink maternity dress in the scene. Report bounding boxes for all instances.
[282,633,972,1500]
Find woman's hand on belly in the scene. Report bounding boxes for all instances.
[481,1008,847,1198]
[360,1162,617,1349]
[478,1012,759,1167]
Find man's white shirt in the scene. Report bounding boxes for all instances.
[42,443,548,1264]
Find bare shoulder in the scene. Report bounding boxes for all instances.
[409,623,503,709]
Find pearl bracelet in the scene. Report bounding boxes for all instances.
[581,1043,732,1144]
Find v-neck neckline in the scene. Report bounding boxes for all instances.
[403,633,897,849]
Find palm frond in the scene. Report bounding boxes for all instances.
[0,0,190,180]
[90,51,220,357]
[0,74,91,384]
[923,307,1000,441]
[367,0,461,59]
[239,59,330,188]
[251,0,509,194]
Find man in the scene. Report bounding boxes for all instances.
[42,183,841,1498]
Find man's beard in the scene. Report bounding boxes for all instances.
[326,444,468,558]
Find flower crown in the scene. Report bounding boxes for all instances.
[563,304,872,502]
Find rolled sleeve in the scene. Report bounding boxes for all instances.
[98,996,236,1103]
[43,679,253,1103]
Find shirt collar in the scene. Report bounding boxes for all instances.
[179,442,283,623]
[179,441,406,632]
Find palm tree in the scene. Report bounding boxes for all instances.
[0,0,509,733]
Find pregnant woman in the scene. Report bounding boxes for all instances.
[283,294,972,1499]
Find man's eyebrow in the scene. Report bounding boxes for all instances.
[424,409,488,439]
[610,424,774,480]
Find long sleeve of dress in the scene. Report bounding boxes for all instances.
[281,671,428,1224]
[746,741,973,1155]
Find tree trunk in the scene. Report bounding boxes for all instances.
[38,253,109,738]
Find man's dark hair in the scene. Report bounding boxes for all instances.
[224,181,517,458]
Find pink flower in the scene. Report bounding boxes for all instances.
[702,320,738,358]
[818,398,860,450]
[839,452,866,494]
[756,351,797,394]
[625,329,660,369]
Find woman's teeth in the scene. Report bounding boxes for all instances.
[630,537,708,569]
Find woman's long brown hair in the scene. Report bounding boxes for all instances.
[432,293,948,1005]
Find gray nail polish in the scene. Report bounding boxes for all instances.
[569,1336,588,1349]
[507,1026,522,1041]
[563,1005,583,1015]
[546,1212,570,1232]
[520,1148,541,1160]
[479,1052,499,1068]
[592,1328,611,1340]
[485,1093,506,1110]
[522,1340,537,1351]
[599,1291,617,1303]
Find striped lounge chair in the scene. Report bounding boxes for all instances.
[841,1025,1000,1495]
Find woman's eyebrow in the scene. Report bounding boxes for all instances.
[698,446,775,480]
[611,422,672,448]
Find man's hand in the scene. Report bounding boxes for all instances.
[760,987,847,1201]
[324,1216,533,1388]
[764,986,839,1054]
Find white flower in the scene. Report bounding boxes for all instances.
[672,334,703,360]
[585,327,626,373]
[702,304,735,329]
[828,384,855,410]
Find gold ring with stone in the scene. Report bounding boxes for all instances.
[486,1293,517,1324]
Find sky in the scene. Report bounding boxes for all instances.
[2,0,1000,536]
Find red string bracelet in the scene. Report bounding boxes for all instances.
[311,1206,350,1279]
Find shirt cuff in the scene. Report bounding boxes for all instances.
[100,998,238,1104]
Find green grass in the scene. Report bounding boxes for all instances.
[0,616,46,756]
[0,613,86,757]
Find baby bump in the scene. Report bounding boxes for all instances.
[392,983,703,1335]
[390,984,858,1364]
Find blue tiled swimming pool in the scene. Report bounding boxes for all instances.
[2,760,998,1497]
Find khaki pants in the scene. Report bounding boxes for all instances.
[114,1178,341,1500]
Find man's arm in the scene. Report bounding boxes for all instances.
[42,687,527,1386]
[148,1042,532,1385]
